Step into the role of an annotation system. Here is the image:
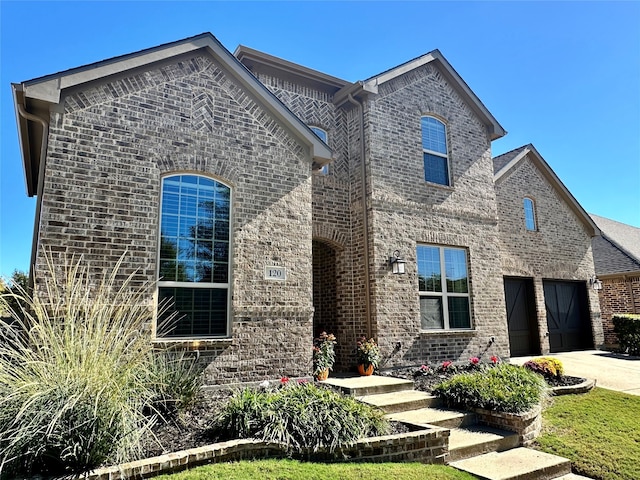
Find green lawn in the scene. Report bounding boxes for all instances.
[154,459,477,480]
[535,387,640,480]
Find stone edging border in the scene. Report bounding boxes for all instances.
[551,378,596,396]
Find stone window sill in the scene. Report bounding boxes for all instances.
[152,338,233,349]
[419,329,476,336]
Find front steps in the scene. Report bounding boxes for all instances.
[323,375,578,480]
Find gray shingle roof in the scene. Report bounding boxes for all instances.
[492,145,529,174]
[590,214,640,275]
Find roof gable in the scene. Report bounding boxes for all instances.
[13,33,333,196]
[359,50,506,141]
[493,144,600,236]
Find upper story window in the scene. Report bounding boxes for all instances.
[310,126,329,175]
[157,174,231,338]
[421,116,450,186]
[523,197,537,231]
[417,245,471,330]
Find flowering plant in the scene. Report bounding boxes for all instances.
[490,355,500,365]
[469,357,480,365]
[313,332,336,376]
[356,336,381,370]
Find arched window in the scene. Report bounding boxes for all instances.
[523,197,537,231]
[157,174,231,337]
[421,116,450,186]
[310,126,329,175]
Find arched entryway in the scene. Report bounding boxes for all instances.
[312,239,342,369]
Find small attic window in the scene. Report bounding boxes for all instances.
[310,127,329,175]
[524,197,537,231]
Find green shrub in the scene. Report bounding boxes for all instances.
[613,314,640,356]
[523,357,564,379]
[0,254,166,477]
[432,364,547,413]
[212,382,389,453]
[147,351,203,417]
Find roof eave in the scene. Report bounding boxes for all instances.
[16,32,332,175]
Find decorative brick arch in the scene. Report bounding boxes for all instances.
[312,225,346,250]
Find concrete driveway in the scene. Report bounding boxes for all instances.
[511,350,640,396]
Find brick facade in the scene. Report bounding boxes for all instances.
[598,276,640,347]
[16,34,603,384]
[494,152,603,353]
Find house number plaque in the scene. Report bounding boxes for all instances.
[265,266,286,281]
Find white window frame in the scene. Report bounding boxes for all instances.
[523,197,537,231]
[418,245,472,331]
[421,116,451,186]
[156,173,232,339]
[310,126,329,175]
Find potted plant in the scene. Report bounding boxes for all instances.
[356,336,380,375]
[313,332,336,381]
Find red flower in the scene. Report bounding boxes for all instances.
[469,357,480,365]
[280,377,290,384]
[442,361,452,369]
[490,355,499,364]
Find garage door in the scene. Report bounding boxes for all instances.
[504,278,540,356]
[543,280,593,352]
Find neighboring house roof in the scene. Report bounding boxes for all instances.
[13,32,333,197]
[235,46,506,142]
[590,214,640,276]
[493,143,600,237]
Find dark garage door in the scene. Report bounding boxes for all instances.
[504,278,540,356]
[543,280,593,352]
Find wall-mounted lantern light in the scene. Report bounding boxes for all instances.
[589,275,603,291]
[389,250,406,275]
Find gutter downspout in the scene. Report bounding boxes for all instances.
[346,93,372,338]
[16,103,49,286]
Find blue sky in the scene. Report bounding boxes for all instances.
[1,1,639,277]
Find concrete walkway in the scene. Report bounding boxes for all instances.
[511,350,640,396]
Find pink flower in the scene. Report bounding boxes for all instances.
[442,361,453,369]
[469,357,480,365]
[280,377,290,384]
[297,378,308,384]
[490,355,499,364]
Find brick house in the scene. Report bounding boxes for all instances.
[590,214,640,348]
[12,33,604,384]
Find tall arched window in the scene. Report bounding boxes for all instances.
[157,174,231,337]
[421,116,450,186]
[523,197,537,231]
[310,126,329,175]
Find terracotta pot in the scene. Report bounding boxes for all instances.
[316,369,329,381]
[357,364,374,376]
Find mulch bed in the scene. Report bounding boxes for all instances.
[142,367,586,459]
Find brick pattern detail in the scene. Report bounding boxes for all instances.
[364,63,509,365]
[36,53,314,384]
[598,276,640,347]
[494,154,604,353]
[474,406,542,447]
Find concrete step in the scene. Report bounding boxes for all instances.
[358,390,442,413]
[555,474,592,480]
[387,407,477,429]
[448,425,519,462]
[450,447,572,480]
[322,375,414,396]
